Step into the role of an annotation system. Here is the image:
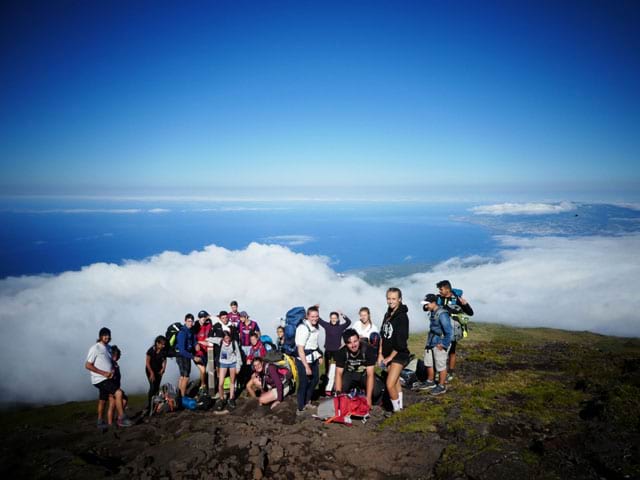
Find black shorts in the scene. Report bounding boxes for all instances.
[94,378,119,401]
[390,352,410,367]
[449,341,457,354]
[176,356,191,377]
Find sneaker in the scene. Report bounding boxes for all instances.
[446,372,455,383]
[413,380,437,391]
[430,384,447,396]
[96,419,108,431]
[117,416,133,428]
[227,398,236,409]
[215,399,226,412]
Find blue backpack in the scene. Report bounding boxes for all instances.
[283,306,307,355]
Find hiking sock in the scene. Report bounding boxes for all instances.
[398,391,403,409]
[391,398,401,412]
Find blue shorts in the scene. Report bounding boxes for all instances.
[219,362,237,370]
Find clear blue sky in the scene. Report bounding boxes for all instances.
[1,0,638,200]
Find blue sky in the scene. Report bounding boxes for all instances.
[1,0,639,199]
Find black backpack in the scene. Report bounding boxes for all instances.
[164,322,183,358]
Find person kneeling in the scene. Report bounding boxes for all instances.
[247,357,291,409]
[334,329,382,407]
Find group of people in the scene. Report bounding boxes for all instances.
[85,281,473,428]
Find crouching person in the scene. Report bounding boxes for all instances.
[418,294,453,395]
[334,329,382,407]
[246,357,291,409]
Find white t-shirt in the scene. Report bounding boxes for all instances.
[353,320,379,339]
[86,342,113,385]
[295,320,320,361]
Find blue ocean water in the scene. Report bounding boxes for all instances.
[0,200,496,278]
[1,199,639,279]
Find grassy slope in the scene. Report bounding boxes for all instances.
[382,322,640,478]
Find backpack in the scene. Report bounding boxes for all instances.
[445,304,469,341]
[264,350,298,390]
[282,306,307,356]
[260,335,276,352]
[164,322,183,358]
[316,393,370,425]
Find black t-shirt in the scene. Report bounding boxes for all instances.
[146,347,166,374]
[335,342,377,373]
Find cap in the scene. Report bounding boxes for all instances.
[218,310,228,317]
[99,327,111,337]
[420,293,438,305]
[198,310,209,318]
[240,311,249,318]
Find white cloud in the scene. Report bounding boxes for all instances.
[1,235,638,404]
[262,235,314,246]
[148,208,171,214]
[470,201,576,215]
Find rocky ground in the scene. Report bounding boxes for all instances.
[1,323,639,479]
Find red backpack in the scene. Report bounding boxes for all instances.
[317,394,370,425]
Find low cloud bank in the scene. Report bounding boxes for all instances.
[470,201,576,215]
[1,235,638,404]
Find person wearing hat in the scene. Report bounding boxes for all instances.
[416,294,453,395]
[85,327,132,429]
[194,310,213,395]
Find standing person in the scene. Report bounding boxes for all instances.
[334,329,382,407]
[275,326,285,352]
[378,287,410,414]
[145,335,167,415]
[318,311,351,395]
[107,346,129,426]
[418,294,453,395]
[85,327,131,429]
[215,331,242,411]
[433,280,474,381]
[175,314,201,398]
[246,331,267,364]
[295,306,323,416]
[194,310,213,394]
[351,307,380,346]
[237,311,261,358]
[228,301,241,327]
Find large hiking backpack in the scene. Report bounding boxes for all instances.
[264,350,298,390]
[316,393,371,425]
[260,334,276,352]
[446,305,469,341]
[282,306,306,356]
[151,383,178,415]
[164,322,183,358]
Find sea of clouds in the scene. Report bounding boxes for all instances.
[1,234,639,404]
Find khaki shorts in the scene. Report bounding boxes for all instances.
[424,346,450,372]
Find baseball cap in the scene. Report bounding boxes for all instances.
[198,310,209,318]
[240,311,249,318]
[420,293,438,305]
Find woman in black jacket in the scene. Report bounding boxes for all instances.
[378,287,410,414]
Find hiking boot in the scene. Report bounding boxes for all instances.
[413,380,436,391]
[117,416,133,428]
[96,419,108,431]
[227,398,236,409]
[430,384,447,396]
[215,399,226,412]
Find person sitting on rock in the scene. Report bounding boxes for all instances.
[417,294,453,396]
[215,330,242,411]
[246,357,291,409]
[334,328,382,407]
